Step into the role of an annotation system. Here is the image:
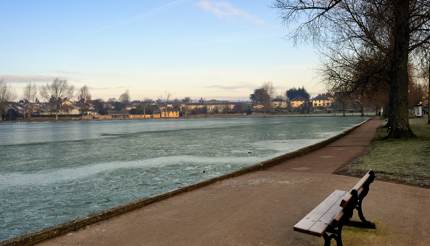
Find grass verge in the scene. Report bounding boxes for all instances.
[338,117,430,188]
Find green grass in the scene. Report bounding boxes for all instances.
[346,117,430,187]
[342,220,390,246]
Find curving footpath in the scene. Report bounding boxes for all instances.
[40,119,430,246]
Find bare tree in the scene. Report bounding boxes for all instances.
[419,60,430,124]
[162,92,172,114]
[77,85,92,115]
[274,0,430,138]
[0,80,15,120]
[0,80,13,103]
[324,48,390,117]
[417,49,430,123]
[22,83,38,118]
[23,83,38,102]
[40,78,74,120]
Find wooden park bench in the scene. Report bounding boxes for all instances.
[293,170,376,246]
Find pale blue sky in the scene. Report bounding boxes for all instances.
[0,0,323,100]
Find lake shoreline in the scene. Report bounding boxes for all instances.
[0,112,374,124]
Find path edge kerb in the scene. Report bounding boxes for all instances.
[1,118,371,246]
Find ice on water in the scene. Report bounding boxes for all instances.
[0,116,365,241]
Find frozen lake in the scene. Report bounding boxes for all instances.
[0,116,366,241]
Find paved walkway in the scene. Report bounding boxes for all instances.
[40,119,430,246]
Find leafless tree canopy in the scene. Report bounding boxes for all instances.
[23,83,38,103]
[21,83,39,118]
[77,85,92,115]
[40,78,74,102]
[78,86,91,103]
[0,80,14,104]
[274,0,430,71]
[275,0,430,137]
[274,0,429,52]
[0,80,15,117]
[40,78,74,118]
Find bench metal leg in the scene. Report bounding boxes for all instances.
[355,199,376,228]
[323,233,332,246]
[323,225,343,246]
[348,186,376,229]
[334,227,343,246]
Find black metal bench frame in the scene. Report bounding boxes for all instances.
[296,170,376,246]
[323,170,375,246]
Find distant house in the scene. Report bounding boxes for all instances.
[107,109,129,119]
[206,101,236,113]
[61,99,80,115]
[271,98,288,109]
[159,104,175,113]
[311,94,334,108]
[252,104,265,110]
[413,102,423,117]
[290,98,307,109]
[183,101,235,114]
[36,99,80,116]
[160,111,180,118]
[5,108,19,121]
[3,104,23,121]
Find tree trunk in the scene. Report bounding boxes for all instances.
[428,62,430,124]
[342,101,346,117]
[387,0,414,138]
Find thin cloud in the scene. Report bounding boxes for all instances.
[97,0,188,32]
[52,70,83,76]
[1,73,89,88]
[90,86,127,90]
[197,0,265,25]
[0,75,57,83]
[206,83,258,90]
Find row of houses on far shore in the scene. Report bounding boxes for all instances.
[1,94,335,121]
[253,94,334,111]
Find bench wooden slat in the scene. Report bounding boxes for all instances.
[352,171,371,192]
[294,190,347,236]
[308,191,347,233]
[308,201,344,235]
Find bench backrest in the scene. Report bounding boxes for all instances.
[340,170,375,208]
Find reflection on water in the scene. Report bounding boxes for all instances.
[0,116,365,241]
